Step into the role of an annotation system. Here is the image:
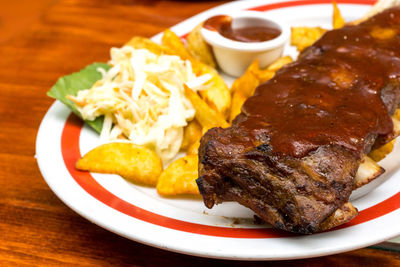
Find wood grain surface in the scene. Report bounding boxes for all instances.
[0,0,399,266]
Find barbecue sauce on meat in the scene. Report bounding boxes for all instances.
[203,15,281,43]
[241,8,400,158]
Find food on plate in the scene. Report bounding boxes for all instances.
[76,143,162,186]
[48,0,398,209]
[187,139,201,155]
[291,2,344,51]
[47,63,110,133]
[290,26,327,52]
[157,155,199,196]
[229,56,293,122]
[197,7,400,234]
[184,84,230,129]
[162,29,231,119]
[48,27,228,194]
[318,202,358,231]
[332,1,345,29]
[368,139,395,162]
[229,60,264,122]
[180,119,202,150]
[186,23,217,68]
[126,36,171,55]
[197,64,231,119]
[66,42,212,163]
[353,156,384,189]
[162,29,194,61]
[262,55,293,74]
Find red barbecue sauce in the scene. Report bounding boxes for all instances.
[203,15,281,43]
[235,8,400,158]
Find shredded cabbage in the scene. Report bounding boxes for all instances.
[69,46,211,163]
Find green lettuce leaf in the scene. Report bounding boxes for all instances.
[47,63,110,133]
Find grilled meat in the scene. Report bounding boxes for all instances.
[197,7,400,234]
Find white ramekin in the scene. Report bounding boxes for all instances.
[201,11,290,77]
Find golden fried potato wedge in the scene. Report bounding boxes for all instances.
[162,29,231,118]
[76,143,163,186]
[162,29,193,60]
[354,155,385,189]
[369,139,396,162]
[186,124,212,155]
[265,55,293,73]
[229,92,248,122]
[395,109,400,120]
[256,56,293,83]
[230,60,262,96]
[187,139,201,155]
[291,26,327,52]
[332,1,345,29]
[184,84,230,129]
[187,23,217,68]
[125,36,170,55]
[319,202,358,231]
[157,155,199,195]
[393,109,400,137]
[198,65,231,119]
[181,119,202,150]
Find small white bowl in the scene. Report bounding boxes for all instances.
[201,12,290,77]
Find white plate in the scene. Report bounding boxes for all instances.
[36,0,400,260]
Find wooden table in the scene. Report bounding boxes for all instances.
[1,0,399,265]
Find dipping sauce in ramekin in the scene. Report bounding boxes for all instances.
[201,12,289,77]
[203,15,282,43]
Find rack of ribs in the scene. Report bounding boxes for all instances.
[197,7,400,234]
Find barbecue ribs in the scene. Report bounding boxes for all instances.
[197,7,400,234]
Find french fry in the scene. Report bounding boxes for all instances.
[187,139,201,155]
[319,202,358,231]
[181,119,202,150]
[332,1,345,29]
[393,109,400,136]
[184,84,230,129]
[162,29,231,119]
[395,109,400,120]
[198,64,231,119]
[229,92,248,122]
[187,125,211,155]
[353,155,385,189]
[230,60,262,96]
[76,143,163,186]
[264,55,293,73]
[187,23,217,68]
[229,65,259,121]
[157,155,200,196]
[125,36,170,55]
[291,26,327,52]
[369,139,396,162]
[162,29,193,60]
[256,55,293,83]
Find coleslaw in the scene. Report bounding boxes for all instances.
[68,45,211,163]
